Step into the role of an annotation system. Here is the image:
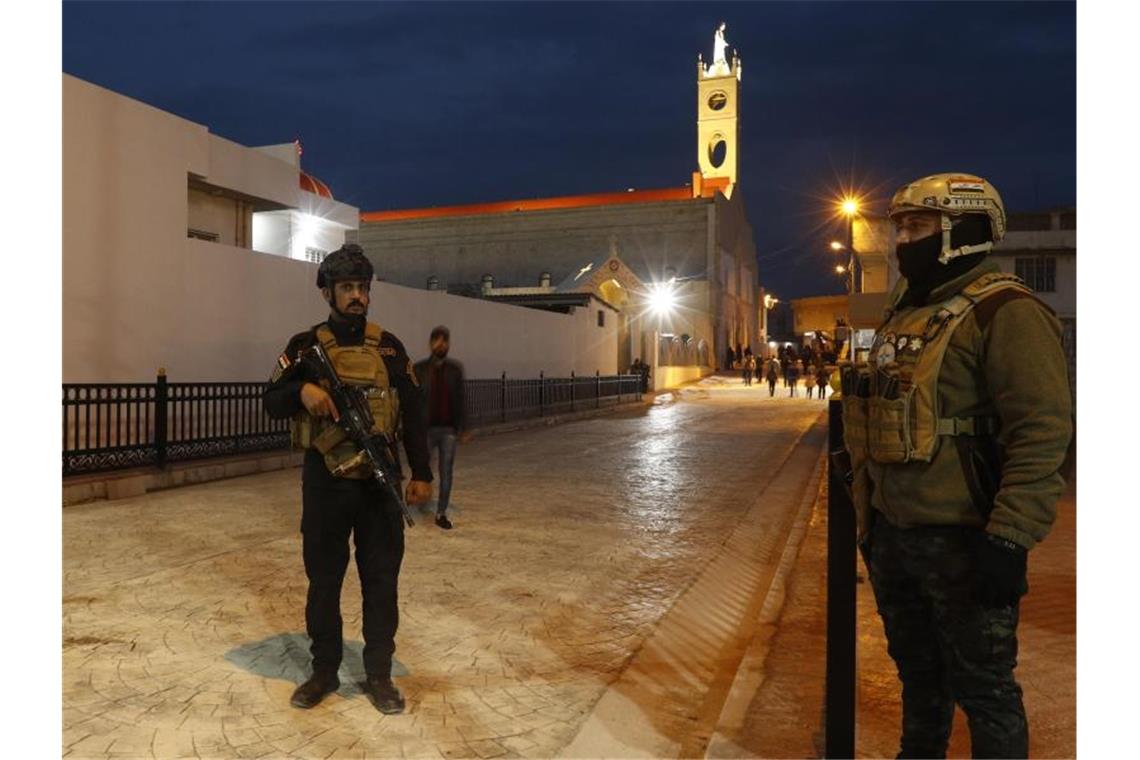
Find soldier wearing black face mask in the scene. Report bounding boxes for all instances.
[262,244,433,715]
[841,174,1072,758]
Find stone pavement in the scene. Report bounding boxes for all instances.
[63,375,830,759]
[710,472,1077,758]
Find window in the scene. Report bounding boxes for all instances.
[597,310,605,327]
[305,247,327,264]
[1015,256,1056,292]
[1006,213,1052,232]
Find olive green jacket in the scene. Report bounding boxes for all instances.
[866,260,1072,550]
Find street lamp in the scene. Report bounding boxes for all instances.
[829,240,845,252]
[837,195,861,295]
[648,281,677,316]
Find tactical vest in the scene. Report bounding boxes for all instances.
[842,271,1030,466]
[290,322,400,479]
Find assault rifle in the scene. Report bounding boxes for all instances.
[299,342,416,527]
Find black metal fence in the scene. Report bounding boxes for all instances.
[63,371,643,476]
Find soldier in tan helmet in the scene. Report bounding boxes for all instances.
[842,173,1072,758]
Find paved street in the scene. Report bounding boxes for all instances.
[63,377,829,759]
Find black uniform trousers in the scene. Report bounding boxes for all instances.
[301,459,405,679]
[866,517,1027,759]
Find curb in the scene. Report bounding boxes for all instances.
[559,415,828,759]
[704,440,829,758]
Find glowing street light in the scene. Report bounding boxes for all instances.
[835,264,847,274]
[835,194,862,295]
[648,281,677,316]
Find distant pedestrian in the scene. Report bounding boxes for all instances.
[414,325,471,531]
[743,354,755,386]
[817,366,830,400]
[765,358,779,397]
[638,360,651,393]
[804,371,816,398]
[787,361,800,397]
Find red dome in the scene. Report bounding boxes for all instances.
[300,172,333,199]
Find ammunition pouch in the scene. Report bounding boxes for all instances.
[288,322,399,479]
[867,390,914,464]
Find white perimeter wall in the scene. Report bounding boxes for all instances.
[65,239,617,381]
[63,74,616,382]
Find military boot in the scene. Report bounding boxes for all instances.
[290,671,340,709]
[362,675,405,714]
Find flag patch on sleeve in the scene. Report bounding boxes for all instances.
[270,352,291,382]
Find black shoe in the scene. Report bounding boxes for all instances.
[435,514,453,530]
[290,671,339,709]
[362,676,405,714]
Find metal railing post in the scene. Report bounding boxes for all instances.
[155,368,169,469]
[825,396,856,758]
[570,371,575,412]
[539,371,545,417]
[501,371,507,423]
[595,370,601,409]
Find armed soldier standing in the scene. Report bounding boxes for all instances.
[263,244,433,714]
[842,174,1072,758]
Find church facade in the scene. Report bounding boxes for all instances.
[351,27,760,373]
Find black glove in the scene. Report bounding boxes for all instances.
[972,532,1028,607]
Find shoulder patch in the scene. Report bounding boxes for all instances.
[270,352,291,382]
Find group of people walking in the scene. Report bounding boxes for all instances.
[731,347,831,399]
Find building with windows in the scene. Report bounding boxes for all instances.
[989,207,1077,391]
[63,74,627,383]
[63,73,360,381]
[351,28,759,378]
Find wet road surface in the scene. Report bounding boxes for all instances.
[63,377,828,758]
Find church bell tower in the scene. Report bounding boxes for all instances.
[695,22,741,198]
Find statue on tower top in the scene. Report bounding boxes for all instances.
[713,22,728,67]
[703,21,738,78]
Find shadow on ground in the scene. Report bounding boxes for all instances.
[224,633,408,697]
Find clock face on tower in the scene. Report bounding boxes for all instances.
[708,91,728,111]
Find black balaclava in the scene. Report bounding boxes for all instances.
[897,214,992,306]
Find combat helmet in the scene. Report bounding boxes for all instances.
[316,243,374,289]
[888,173,1006,264]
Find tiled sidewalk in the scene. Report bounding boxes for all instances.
[725,479,1076,758]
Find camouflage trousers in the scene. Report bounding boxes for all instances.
[866,516,1027,759]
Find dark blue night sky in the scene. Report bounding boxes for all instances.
[63,1,1075,300]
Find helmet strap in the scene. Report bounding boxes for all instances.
[937,214,994,264]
